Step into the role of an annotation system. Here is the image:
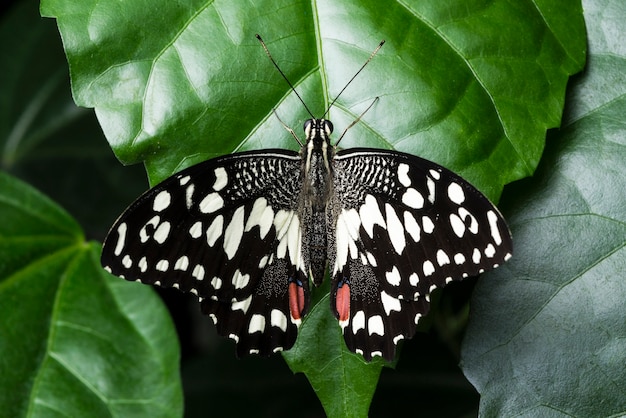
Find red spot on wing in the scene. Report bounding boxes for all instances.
[335,281,350,322]
[288,280,305,320]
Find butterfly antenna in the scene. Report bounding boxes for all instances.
[271,109,303,146]
[335,97,379,147]
[322,40,385,119]
[256,34,315,119]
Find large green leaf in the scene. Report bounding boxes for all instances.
[41,0,584,196]
[460,0,626,415]
[38,0,586,415]
[0,172,182,417]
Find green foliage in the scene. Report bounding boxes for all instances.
[461,1,626,415]
[3,0,622,417]
[0,172,182,417]
[41,0,583,197]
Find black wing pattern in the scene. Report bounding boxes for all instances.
[101,150,310,356]
[329,149,513,361]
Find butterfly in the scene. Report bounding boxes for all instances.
[101,36,512,361]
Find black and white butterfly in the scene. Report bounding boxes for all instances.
[101,36,512,361]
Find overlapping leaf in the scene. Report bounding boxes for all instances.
[0,173,182,417]
[461,0,626,415]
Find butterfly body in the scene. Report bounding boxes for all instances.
[102,115,512,361]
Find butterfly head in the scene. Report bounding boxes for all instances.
[304,119,334,150]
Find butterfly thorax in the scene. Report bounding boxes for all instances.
[301,119,334,209]
[301,118,334,284]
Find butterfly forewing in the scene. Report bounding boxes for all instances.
[101,150,311,356]
[328,149,513,360]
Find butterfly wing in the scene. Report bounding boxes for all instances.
[101,150,310,356]
[329,149,513,361]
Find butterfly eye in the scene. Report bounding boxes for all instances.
[323,120,334,136]
[303,119,313,136]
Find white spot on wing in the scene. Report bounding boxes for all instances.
[454,253,466,265]
[368,315,385,336]
[352,310,365,334]
[122,255,132,268]
[380,291,401,315]
[213,167,228,191]
[436,249,450,266]
[156,259,169,272]
[248,314,266,334]
[450,213,465,237]
[154,221,171,244]
[233,269,250,290]
[335,210,361,273]
[397,163,411,186]
[472,248,481,264]
[199,192,224,214]
[360,194,386,238]
[485,243,496,258]
[210,277,222,289]
[138,257,148,272]
[423,260,435,277]
[192,265,205,281]
[402,188,424,209]
[224,207,245,258]
[114,223,127,256]
[447,182,465,204]
[206,215,224,247]
[245,198,274,239]
[427,177,436,203]
[270,309,288,331]
[385,203,406,254]
[189,221,203,238]
[366,252,377,267]
[409,273,419,286]
[385,266,401,286]
[487,210,503,245]
[231,295,252,313]
[185,184,195,209]
[422,216,435,234]
[274,210,303,270]
[174,256,189,271]
[153,190,171,212]
[403,211,421,242]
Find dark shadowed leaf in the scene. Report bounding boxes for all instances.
[461,0,626,415]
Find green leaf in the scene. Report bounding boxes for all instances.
[40,0,584,198]
[460,0,626,415]
[0,172,183,417]
[283,292,386,417]
[39,0,587,415]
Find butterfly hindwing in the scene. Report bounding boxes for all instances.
[101,150,310,356]
[329,149,513,360]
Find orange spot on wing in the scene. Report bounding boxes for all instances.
[288,280,305,320]
[335,281,350,322]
